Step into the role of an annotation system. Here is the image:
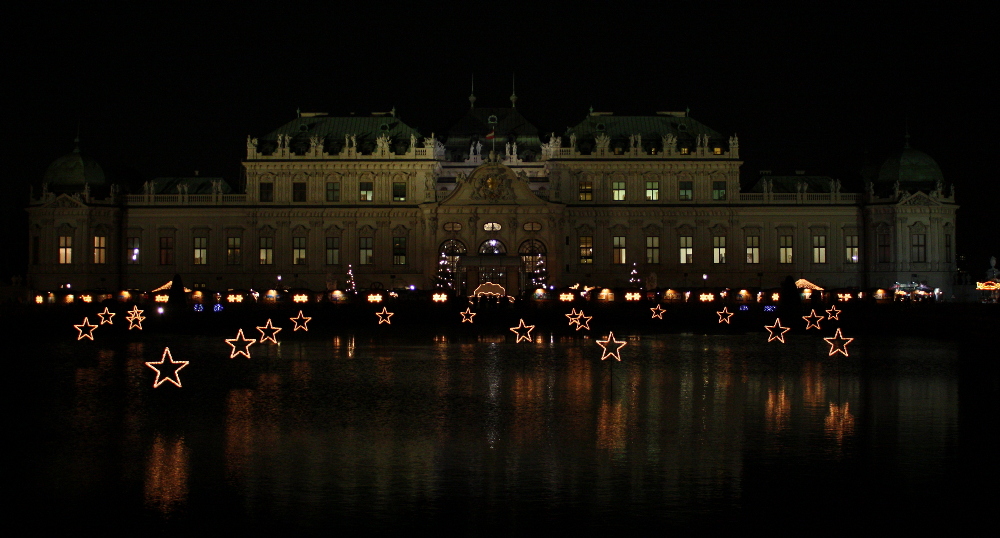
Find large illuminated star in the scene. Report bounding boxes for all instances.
[765,318,791,343]
[509,319,535,343]
[97,307,115,325]
[823,328,854,356]
[256,318,283,343]
[289,310,312,331]
[376,307,394,325]
[650,304,666,319]
[225,329,255,358]
[460,307,476,323]
[565,308,581,326]
[575,311,592,331]
[826,305,841,321]
[126,306,145,330]
[74,317,98,340]
[803,309,824,330]
[717,307,734,324]
[145,347,189,388]
[596,331,627,361]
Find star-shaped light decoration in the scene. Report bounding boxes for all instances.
[803,309,824,330]
[256,318,283,344]
[97,307,115,325]
[509,319,535,343]
[126,306,145,330]
[716,307,734,324]
[596,331,627,361]
[576,311,592,331]
[74,317,98,340]
[565,308,581,327]
[145,347,189,388]
[375,307,394,325]
[823,328,854,356]
[765,318,791,343]
[225,329,256,359]
[460,307,476,323]
[826,305,841,321]
[650,304,666,319]
[289,310,312,331]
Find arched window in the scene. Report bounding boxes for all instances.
[437,240,467,290]
[519,239,547,287]
[479,239,506,255]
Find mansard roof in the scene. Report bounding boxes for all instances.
[258,113,423,155]
[444,107,542,161]
[43,141,106,190]
[567,112,723,145]
[146,176,231,195]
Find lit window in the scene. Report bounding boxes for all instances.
[645,181,659,201]
[712,181,726,201]
[292,182,307,202]
[746,235,760,264]
[259,182,273,202]
[579,236,593,264]
[911,233,926,263]
[293,237,306,264]
[393,237,407,264]
[92,236,107,264]
[679,181,693,201]
[779,235,793,264]
[845,235,858,264]
[812,235,827,264]
[713,147,722,155]
[523,222,542,231]
[579,180,593,201]
[193,237,208,265]
[483,222,502,232]
[326,182,340,202]
[646,236,660,264]
[444,222,462,232]
[359,182,373,201]
[392,182,406,201]
[679,236,692,264]
[326,237,340,265]
[58,235,73,264]
[680,147,690,155]
[612,181,625,201]
[713,236,726,264]
[127,237,140,265]
[259,237,273,265]
[227,237,242,265]
[159,237,174,265]
[359,237,373,264]
[612,236,625,264]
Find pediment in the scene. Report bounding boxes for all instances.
[440,160,551,207]
[43,194,87,209]
[898,192,941,206]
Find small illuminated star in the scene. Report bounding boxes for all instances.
[376,307,394,325]
[650,304,666,319]
[289,310,312,331]
[565,308,581,326]
[74,317,98,340]
[765,318,791,343]
[509,319,535,342]
[823,328,854,356]
[145,347,188,388]
[596,331,627,361]
[575,311,592,331]
[826,305,841,321]
[460,307,476,323]
[256,318,283,343]
[803,309,824,330]
[717,307,734,324]
[126,306,145,330]
[225,329,255,358]
[97,307,115,325]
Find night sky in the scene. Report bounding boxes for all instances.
[4,5,993,281]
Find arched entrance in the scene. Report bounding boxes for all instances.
[519,239,547,289]
[437,239,466,292]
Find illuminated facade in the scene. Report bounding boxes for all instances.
[26,105,959,296]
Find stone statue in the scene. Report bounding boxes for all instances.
[987,256,999,281]
[511,142,517,156]
[82,182,90,199]
[595,133,611,152]
[893,180,901,199]
[867,182,875,198]
[505,142,511,156]
[476,141,482,155]
[350,134,356,148]
[247,135,257,150]
[569,133,577,149]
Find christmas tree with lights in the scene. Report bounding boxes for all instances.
[629,262,642,288]
[434,251,454,290]
[346,264,357,294]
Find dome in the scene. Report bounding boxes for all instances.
[43,143,106,189]
[876,147,943,185]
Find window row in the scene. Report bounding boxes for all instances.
[577,180,727,202]
[577,234,867,265]
[258,181,408,203]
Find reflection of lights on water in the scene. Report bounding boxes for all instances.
[825,402,855,444]
[766,388,791,432]
[144,434,189,514]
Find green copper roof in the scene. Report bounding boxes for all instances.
[876,147,944,185]
[259,114,423,155]
[444,107,542,161]
[43,143,106,188]
[567,113,722,141]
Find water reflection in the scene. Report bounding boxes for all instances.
[144,433,189,513]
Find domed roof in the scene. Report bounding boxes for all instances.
[876,146,943,185]
[43,141,106,188]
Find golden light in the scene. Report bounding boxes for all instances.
[329,290,347,302]
[625,292,641,301]
[837,293,852,301]
[225,329,255,358]
[375,307,394,324]
[596,331,627,361]
[764,318,791,343]
[145,347,189,388]
[64,294,74,304]
[126,306,145,330]
[509,318,535,343]
[155,294,169,303]
[699,293,714,302]
[432,293,448,302]
[559,293,574,302]
[802,288,813,299]
[597,288,614,301]
[256,319,283,344]
[977,281,1000,290]
[81,294,93,303]
[227,294,243,303]
[367,293,383,303]
[34,295,43,304]
[290,310,312,331]
[293,293,309,303]
[74,317,97,340]
[771,292,780,301]
[118,290,131,301]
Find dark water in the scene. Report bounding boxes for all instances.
[11,327,993,534]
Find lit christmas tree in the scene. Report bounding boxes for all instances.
[629,262,642,288]
[532,255,547,288]
[434,251,454,290]
[346,264,357,294]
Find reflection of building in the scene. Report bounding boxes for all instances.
[26,103,959,296]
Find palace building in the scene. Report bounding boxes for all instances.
[26,101,959,298]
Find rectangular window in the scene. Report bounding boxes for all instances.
[746,235,760,264]
[812,235,827,264]
[713,147,723,155]
[877,233,891,263]
[579,236,593,264]
[326,237,340,265]
[679,236,692,264]
[945,234,952,263]
[359,237,373,264]
[127,237,140,264]
[911,233,926,262]
[612,236,626,264]
[159,237,174,265]
[679,181,693,201]
[680,147,690,155]
[58,235,73,264]
[227,237,242,265]
[779,235,793,264]
[645,181,659,201]
[259,182,273,202]
[845,235,858,264]
[393,237,407,264]
[713,236,726,264]
[193,237,208,265]
[292,237,306,265]
[612,181,626,201]
[326,182,340,202]
[359,182,373,201]
[259,237,273,265]
[646,236,660,264]
[712,181,727,201]
[578,181,593,201]
[292,182,307,202]
[392,182,406,202]
[92,236,107,264]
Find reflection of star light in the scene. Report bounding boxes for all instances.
[826,305,841,321]
[460,308,476,323]
[256,319,282,343]
[565,308,581,326]
[509,319,535,342]
[289,310,312,331]
[765,319,791,343]
[146,347,189,388]
[97,307,115,325]
[596,331,627,361]
[376,307,394,325]
[126,306,145,330]
[225,329,255,358]
[74,317,98,340]
[650,304,666,319]
[823,328,854,356]
[716,307,733,324]
[803,309,824,329]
